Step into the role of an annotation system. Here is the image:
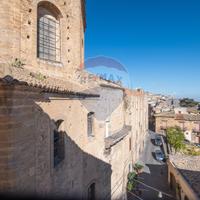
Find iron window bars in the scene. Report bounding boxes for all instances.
[37,16,61,62]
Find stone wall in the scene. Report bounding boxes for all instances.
[0,83,110,198]
[168,160,199,200]
[0,82,148,199]
[125,89,149,162]
[0,83,45,195]
[0,0,84,79]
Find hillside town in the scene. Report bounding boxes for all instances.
[0,1,200,200]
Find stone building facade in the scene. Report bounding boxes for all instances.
[0,0,148,199]
[155,110,200,143]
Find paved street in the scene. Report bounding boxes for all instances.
[128,131,175,200]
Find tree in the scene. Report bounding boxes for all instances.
[134,163,144,174]
[166,127,185,152]
[179,98,199,107]
[127,172,138,192]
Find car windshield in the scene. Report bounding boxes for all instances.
[156,151,162,155]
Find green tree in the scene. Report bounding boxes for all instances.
[166,127,185,152]
[180,98,199,107]
[127,172,137,191]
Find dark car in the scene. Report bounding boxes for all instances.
[155,150,165,161]
[194,143,200,148]
[155,135,162,146]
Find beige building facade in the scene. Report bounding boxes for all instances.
[0,0,148,199]
[155,111,200,143]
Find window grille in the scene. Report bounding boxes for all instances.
[88,112,95,137]
[38,16,60,62]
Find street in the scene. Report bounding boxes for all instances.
[128,131,175,200]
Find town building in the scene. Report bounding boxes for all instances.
[0,0,148,199]
[168,155,200,200]
[147,92,179,131]
[155,108,200,143]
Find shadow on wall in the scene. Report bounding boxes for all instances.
[0,85,112,200]
[80,86,124,122]
[127,164,175,200]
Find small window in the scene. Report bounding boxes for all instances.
[129,138,132,151]
[88,183,95,200]
[88,112,95,137]
[129,163,133,172]
[54,130,64,167]
[105,119,110,138]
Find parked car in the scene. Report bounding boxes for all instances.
[184,139,190,145]
[155,150,165,161]
[155,135,162,146]
[194,143,200,148]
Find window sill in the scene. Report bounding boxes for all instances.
[88,135,95,141]
[37,58,63,67]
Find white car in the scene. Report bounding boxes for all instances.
[155,150,164,161]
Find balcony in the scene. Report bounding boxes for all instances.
[105,125,132,150]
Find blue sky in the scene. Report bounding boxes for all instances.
[85,0,200,100]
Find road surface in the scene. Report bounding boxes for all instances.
[128,131,175,200]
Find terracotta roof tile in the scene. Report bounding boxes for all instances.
[155,111,200,121]
[0,67,100,98]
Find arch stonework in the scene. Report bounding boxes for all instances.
[37,0,64,19]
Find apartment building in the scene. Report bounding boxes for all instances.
[155,108,200,143]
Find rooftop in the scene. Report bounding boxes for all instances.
[0,66,100,98]
[155,111,200,121]
[170,155,200,198]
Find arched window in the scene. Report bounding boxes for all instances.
[54,119,64,167]
[37,1,62,62]
[88,183,95,200]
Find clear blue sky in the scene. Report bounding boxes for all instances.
[85,0,200,100]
